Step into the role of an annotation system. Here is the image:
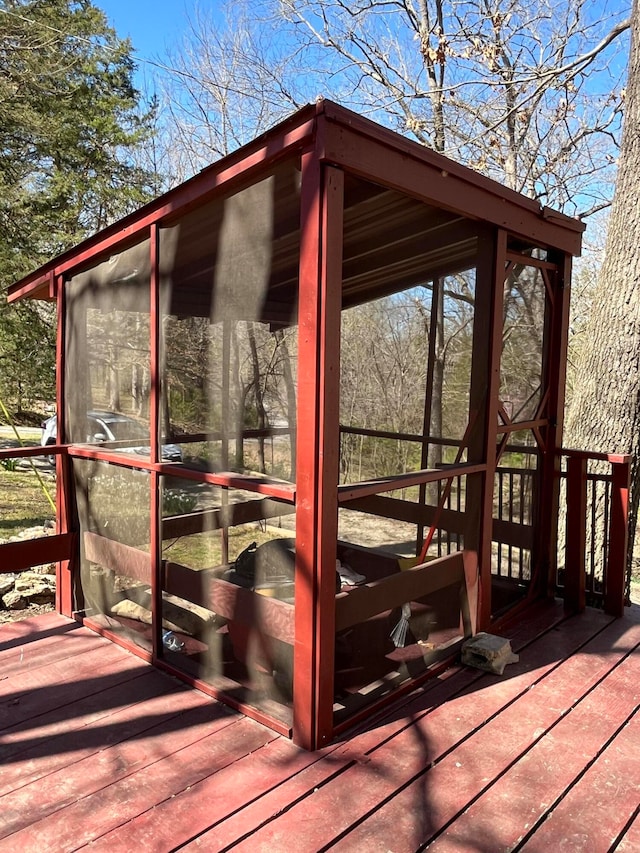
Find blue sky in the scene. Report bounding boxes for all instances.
[96,0,229,97]
[98,0,196,55]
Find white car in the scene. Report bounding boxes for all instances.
[41,410,182,462]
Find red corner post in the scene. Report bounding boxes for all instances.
[604,454,631,617]
[293,150,343,750]
[55,271,74,617]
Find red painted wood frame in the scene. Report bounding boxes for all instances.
[6,100,601,749]
[564,455,588,613]
[560,449,631,617]
[55,270,74,617]
[539,253,573,600]
[605,456,630,616]
[473,230,506,630]
[294,156,343,749]
[149,223,161,663]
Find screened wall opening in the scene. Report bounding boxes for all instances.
[160,476,297,724]
[159,161,300,480]
[331,176,482,718]
[65,238,152,459]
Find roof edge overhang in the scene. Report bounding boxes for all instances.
[319,101,585,256]
[8,98,585,304]
[8,100,320,303]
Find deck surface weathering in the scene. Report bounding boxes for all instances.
[1,603,638,852]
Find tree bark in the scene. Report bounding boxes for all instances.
[563,0,640,596]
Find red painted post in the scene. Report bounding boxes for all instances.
[314,166,343,746]
[564,455,587,613]
[604,456,631,617]
[293,150,321,750]
[149,223,161,659]
[55,272,74,617]
[478,229,506,630]
[539,254,572,599]
[293,149,343,750]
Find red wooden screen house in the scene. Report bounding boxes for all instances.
[5,100,630,750]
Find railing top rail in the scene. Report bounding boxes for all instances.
[560,448,632,465]
[0,444,54,460]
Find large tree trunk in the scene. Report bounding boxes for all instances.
[563,0,640,597]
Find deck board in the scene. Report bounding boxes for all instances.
[427,641,640,852]
[0,605,638,852]
[616,810,640,852]
[231,610,623,852]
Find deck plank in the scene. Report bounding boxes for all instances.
[0,604,637,853]
[0,611,70,646]
[426,641,640,852]
[1,714,271,850]
[616,810,640,852]
[330,614,640,852]
[0,621,106,677]
[517,707,640,853]
[0,670,222,795]
[85,737,321,853]
[181,609,615,851]
[0,641,149,731]
[78,604,574,851]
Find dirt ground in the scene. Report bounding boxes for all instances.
[0,600,55,625]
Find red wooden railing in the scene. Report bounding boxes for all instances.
[559,449,631,617]
[0,442,632,618]
[0,444,72,595]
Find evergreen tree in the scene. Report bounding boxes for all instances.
[0,0,156,413]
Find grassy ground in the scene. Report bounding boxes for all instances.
[161,524,292,570]
[0,468,56,540]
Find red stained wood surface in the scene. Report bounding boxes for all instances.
[0,609,70,643]
[0,669,190,792]
[220,609,619,852]
[616,812,640,852]
[518,706,640,852]
[0,532,74,573]
[428,636,640,852]
[1,604,638,852]
[209,577,295,644]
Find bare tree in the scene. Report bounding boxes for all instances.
[160,2,311,180]
[156,0,637,552]
[273,0,630,214]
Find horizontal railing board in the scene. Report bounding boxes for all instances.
[0,533,75,572]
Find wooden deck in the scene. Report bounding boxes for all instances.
[1,602,638,852]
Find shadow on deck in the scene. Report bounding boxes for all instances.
[1,601,639,852]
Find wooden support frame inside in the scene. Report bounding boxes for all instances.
[8,99,609,750]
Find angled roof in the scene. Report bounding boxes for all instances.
[8,99,584,304]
